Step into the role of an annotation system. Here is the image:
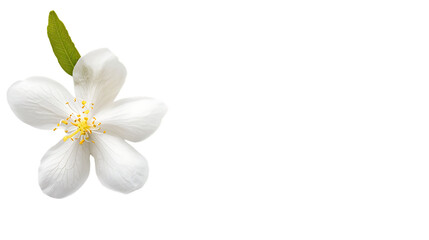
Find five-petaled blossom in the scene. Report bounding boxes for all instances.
[7,49,167,198]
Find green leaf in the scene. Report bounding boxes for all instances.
[47,11,81,76]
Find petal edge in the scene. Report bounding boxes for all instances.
[95,97,167,142]
[73,49,126,112]
[39,139,90,198]
[7,77,74,129]
[90,134,149,194]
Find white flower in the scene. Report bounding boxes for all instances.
[7,49,167,198]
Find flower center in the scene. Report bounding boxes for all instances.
[53,98,106,144]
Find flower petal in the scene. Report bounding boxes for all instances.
[90,134,149,194]
[73,49,126,112]
[39,139,90,198]
[95,97,167,142]
[7,77,74,129]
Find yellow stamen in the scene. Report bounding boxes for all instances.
[63,129,79,142]
[59,99,102,144]
[53,128,57,131]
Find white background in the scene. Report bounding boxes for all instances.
[0,0,428,239]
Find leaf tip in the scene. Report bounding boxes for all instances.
[48,10,57,19]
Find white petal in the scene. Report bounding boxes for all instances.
[73,49,126,112]
[95,97,167,142]
[90,134,148,194]
[7,77,74,129]
[39,139,90,198]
